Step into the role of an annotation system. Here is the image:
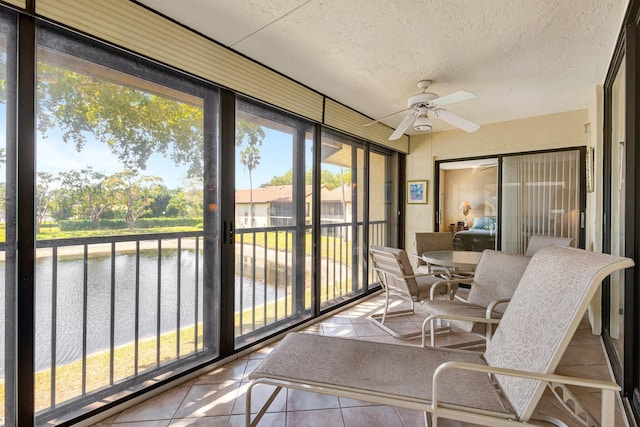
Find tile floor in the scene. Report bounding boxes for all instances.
[91,294,628,427]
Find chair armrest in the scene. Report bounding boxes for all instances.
[434,360,621,393]
[432,361,620,427]
[485,298,510,318]
[423,313,501,327]
[372,267,441,281]
[429,279,462,300]
[421,314,500,347]
[412,254,427,266]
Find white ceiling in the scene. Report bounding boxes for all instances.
[138,0,628,135]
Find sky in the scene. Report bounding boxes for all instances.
[0,103,326,191]
[36,124,314,191]
[235,127,314,190]
[37,127,189,189]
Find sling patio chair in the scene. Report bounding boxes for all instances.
[369,245,454,339]
[413,232,456,277]
[421,249,530,348]
[245,246,633,427]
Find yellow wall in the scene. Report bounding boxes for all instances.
[405,109,589,249]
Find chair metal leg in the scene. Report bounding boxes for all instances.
[246,380,283,427]
[424,411,432,427]
[548,382,601,427]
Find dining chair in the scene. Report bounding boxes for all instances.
[369,245,454,339]
[413,232,457,277]
[525,234,575,256]
[421,249,530,347]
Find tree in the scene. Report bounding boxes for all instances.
[262,167,352,190]
[36,172,57,233]
[262,168,293,187]
[145,184,172,218]
[236,122,264,226]
[37,63,205,177]
[167,191,189,218]
[181,178,204,218]
[49,187,74,222]
[109,170,162,228]
[59,167,116,228]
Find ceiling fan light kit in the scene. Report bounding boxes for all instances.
[413,115,432,132]
[366,79,480,140]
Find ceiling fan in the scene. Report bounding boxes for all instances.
[365,80,480,140]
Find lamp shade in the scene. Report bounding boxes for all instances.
[459,201,471,216]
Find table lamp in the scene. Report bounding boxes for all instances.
[459,201,471,225]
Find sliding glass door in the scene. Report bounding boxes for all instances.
[606,53,626,368]
[435,150,584,255]
[501,150,583,253]
[234,97,314,348]
[602,16,639,415]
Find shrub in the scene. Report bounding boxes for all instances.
[59,217,202,230]
[133,218,201,228]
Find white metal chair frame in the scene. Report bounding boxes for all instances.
[421,250,530,348]
[369,246,455,339]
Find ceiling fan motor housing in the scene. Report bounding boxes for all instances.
[407,92,439,109]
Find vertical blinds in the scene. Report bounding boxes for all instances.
[35,0,406,152]
[501,150,581,254]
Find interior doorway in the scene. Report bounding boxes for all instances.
[436,158,498,251]
[435,148,584,254]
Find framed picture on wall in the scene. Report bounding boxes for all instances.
[407,180,428,204]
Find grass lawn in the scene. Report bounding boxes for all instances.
[36,225,201,240]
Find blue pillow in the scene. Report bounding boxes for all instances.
[471,217,496,230]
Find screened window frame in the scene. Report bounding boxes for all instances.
[24,18,221,426]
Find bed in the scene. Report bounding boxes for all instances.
[453,216,496,251]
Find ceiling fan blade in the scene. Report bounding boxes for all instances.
[430,90,476,107]
[432,108,480,133]
[389,112,416,140]
[364,107,411,126]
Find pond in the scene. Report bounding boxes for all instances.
[0,249,279,375]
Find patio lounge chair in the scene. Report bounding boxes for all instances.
[421,238,576,348]
[421,249,530,348]
[525,234,575,256]
[369,245,454,339]
[246,246,633,427]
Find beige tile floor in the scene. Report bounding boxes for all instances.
[91,294,628,427]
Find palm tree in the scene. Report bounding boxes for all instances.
[240,144,261,226]
[236,122,265,227]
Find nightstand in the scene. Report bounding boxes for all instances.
[448,224,468,233]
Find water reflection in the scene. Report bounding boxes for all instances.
[0,248,278,375]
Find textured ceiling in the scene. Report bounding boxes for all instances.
[138,0,628,134]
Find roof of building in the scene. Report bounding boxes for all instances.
[235,184,354,204]
[235,185,313,204]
